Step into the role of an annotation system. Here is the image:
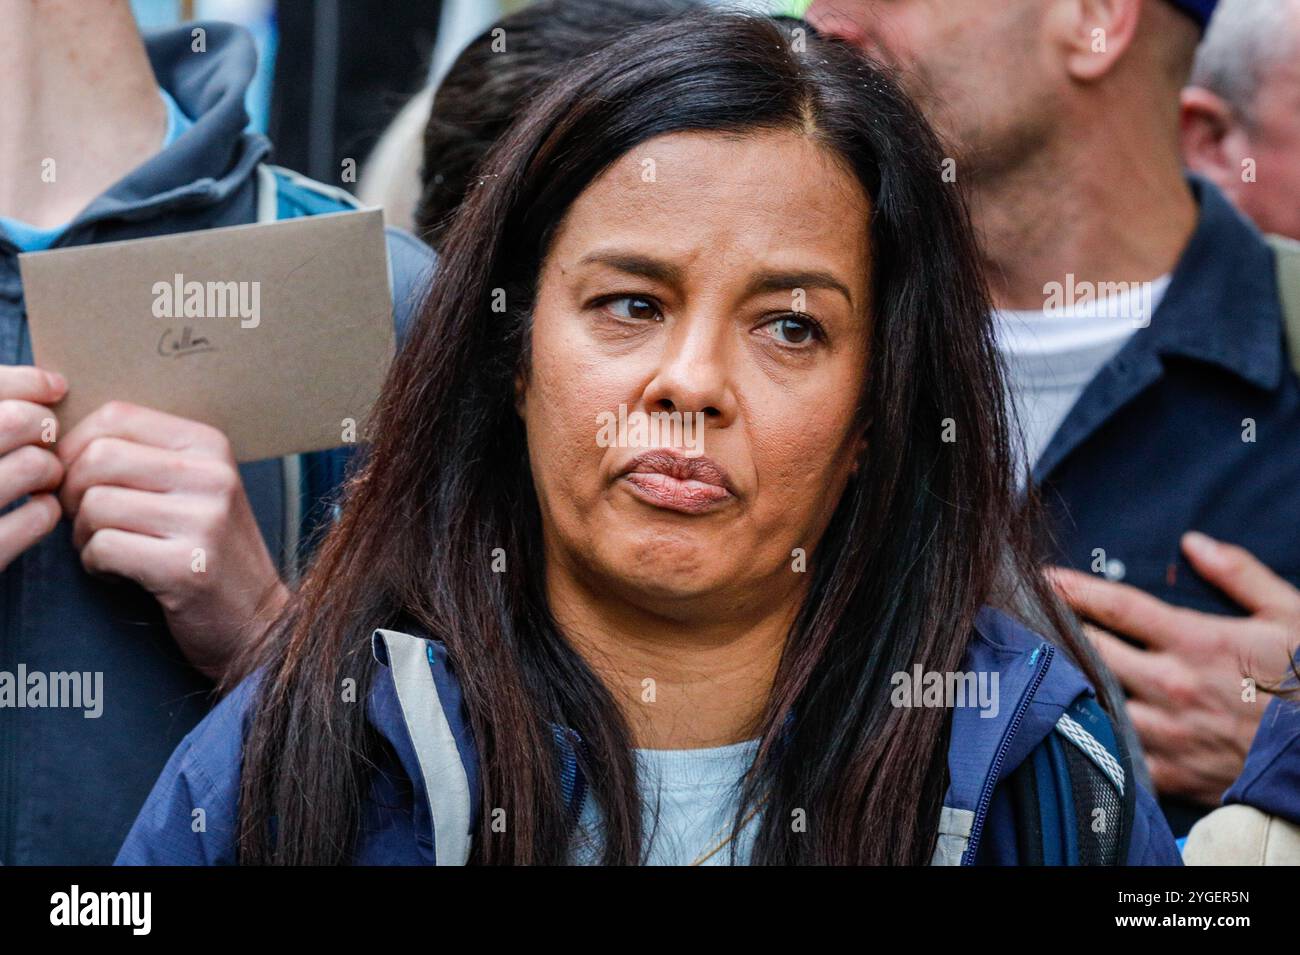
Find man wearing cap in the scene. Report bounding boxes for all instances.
[808,0,1300,838]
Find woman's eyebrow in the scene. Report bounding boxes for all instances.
[577,250,683,285]
[747,270,854,307]
[574,253,854,308]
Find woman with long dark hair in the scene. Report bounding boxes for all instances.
[117,12,1178,866]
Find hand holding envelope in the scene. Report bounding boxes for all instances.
[15,210,397,679]
[53,400,290,680]
[21,209,395,461]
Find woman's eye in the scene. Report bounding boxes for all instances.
[603,296,661,322]
[762,314,820,346]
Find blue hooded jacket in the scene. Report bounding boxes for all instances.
[116,608,1181,865]
[1223,693,1300,829]
[0,22,434,865]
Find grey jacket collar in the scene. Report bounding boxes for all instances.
[50,22,272,240]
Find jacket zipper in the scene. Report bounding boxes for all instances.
[960,642,1054,865]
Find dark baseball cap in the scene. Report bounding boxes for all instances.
[1165,0,1217,30]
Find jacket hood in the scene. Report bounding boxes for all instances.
[957,608,1094,787]
[930,608,1095,862]
[73,22,270,229]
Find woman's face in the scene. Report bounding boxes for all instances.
[519,129,873,620]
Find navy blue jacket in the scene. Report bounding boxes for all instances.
[1224,694,1300,829]
[0,23,433,864]
[115,608,1180,865]
[1034,178,1300,834]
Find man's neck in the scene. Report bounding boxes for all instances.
[547,560,798,751]
[969,103,1199,313]
[0,0,165,228]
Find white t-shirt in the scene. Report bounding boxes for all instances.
[570,738,761,865]
[994,275,1172,472]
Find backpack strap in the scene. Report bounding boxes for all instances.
[261,162,366,217]
[255,163,281,225]
[1265,234,1300,377]
[1010,696,1133,865]
[255,166,303,577]
[254,163,372,578]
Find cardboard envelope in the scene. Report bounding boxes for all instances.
[20,208,397,462]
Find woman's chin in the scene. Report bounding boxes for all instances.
[592,542,742,606]
[622,569,731,605]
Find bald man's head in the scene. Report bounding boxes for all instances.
[808,0,1200,181]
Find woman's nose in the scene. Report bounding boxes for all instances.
[640,318,736,424]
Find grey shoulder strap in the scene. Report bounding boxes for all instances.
[374,628,473,865]
[1055,712,1125,796]
[929,806,975,866]
[254,164,305,577]
[1266,234,1300,377]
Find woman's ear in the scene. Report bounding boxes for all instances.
[514,369,528,419]
[850,418,872,476]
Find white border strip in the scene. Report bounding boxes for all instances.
[376,629,472,865]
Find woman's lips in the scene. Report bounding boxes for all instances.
[618,450,734,515]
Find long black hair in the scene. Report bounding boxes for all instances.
[415,0,702,246]
[236,11,1095,865]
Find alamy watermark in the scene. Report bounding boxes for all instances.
[1042,275,1156,328]
[596,403,705,455]
[50,885,150,935]
[152,273,260,328]
[890,666,1000,719]
[0,666,103,718]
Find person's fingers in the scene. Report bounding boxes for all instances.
[1182,531,1300,617]
[58,401,231,468]
[1144,753,1192,799]
[0,493,61,572]
[1124,698,1184,758]
[1145,750,1224,808]
[59,437,230,515]
[1083,624,1172,703]
[0,366,66,405]
[71,485,200,550]
[1048,566,1189,649]
[0,445,64,511]
[0,399,61,457]
[78,527,180,593]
